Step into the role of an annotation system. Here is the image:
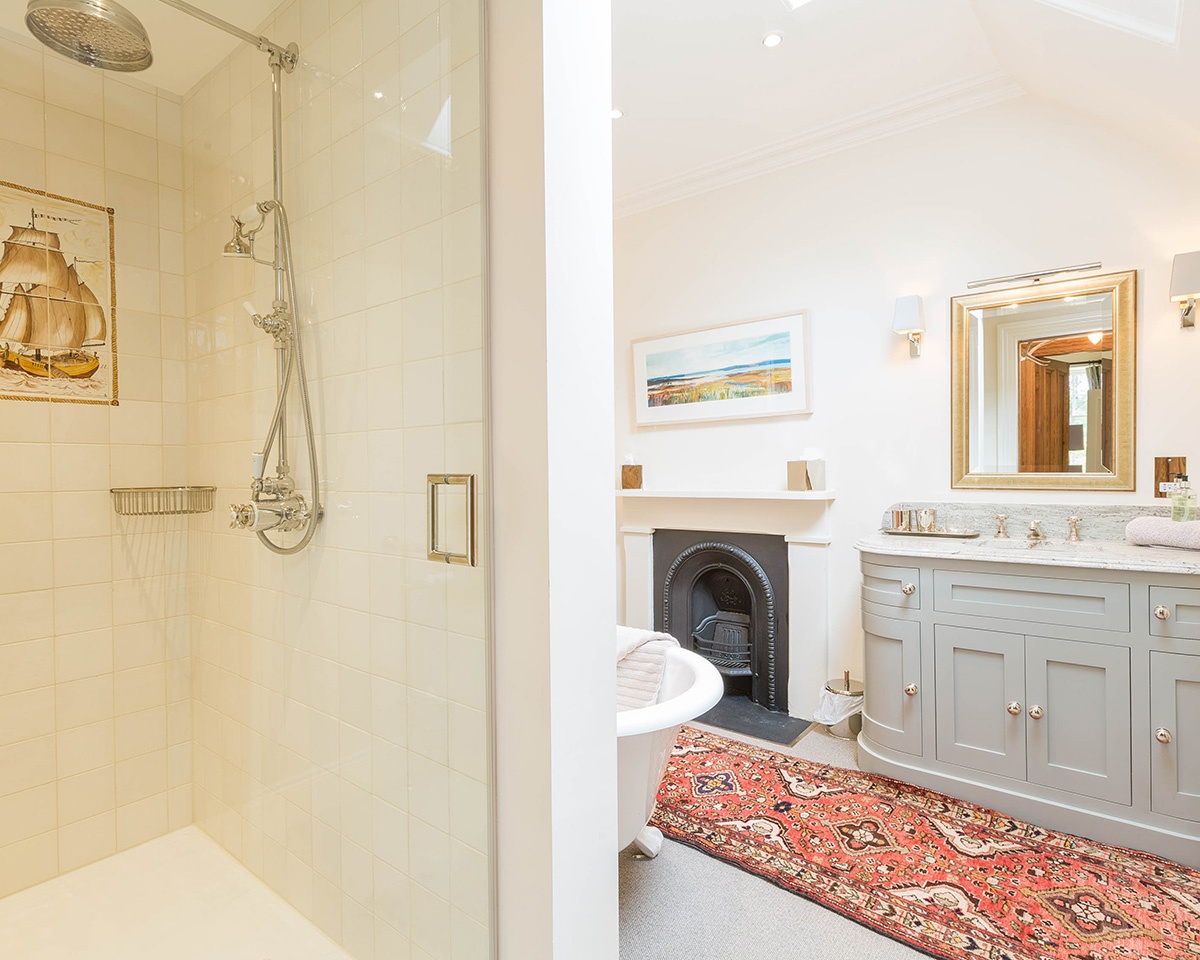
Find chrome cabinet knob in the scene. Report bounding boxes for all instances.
[1155,727,1173,744]
[1154,605,1171,621]
[1028,704,1044,720]
[901,582,916,596]
[1007,701,1022,716]
[904,683,918,697]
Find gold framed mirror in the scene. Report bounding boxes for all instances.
[951,270,1136,490]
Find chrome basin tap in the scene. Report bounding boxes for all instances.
[1028,519,1045,541]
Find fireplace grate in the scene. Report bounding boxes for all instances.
[691,611,753,677]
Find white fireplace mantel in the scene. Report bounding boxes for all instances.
[619,494,832,720]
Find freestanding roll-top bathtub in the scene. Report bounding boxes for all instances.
[616,646,723,858]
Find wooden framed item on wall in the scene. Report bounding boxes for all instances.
[632,311,812,426]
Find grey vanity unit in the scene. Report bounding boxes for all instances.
[856,534,1200,867]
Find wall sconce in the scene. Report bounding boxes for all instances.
[893,295,925,358]
[1169,251,1200,328]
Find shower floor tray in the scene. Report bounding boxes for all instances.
[0,826,350,960]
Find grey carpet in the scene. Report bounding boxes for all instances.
[618,724,924,960]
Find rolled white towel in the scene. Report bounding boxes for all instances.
[616,625,680,712]
[1126,516,1200,550]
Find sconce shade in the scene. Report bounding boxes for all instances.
[893,295,926,334]
[1170,251,1200,302]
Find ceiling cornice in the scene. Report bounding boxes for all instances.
[614,71,1025,220]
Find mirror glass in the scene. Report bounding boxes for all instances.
[952,271,1135,490]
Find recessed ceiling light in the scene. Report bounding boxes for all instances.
[762,32,784,48]
[610,108,624,119]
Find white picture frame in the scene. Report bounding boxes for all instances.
[632,311,812,426]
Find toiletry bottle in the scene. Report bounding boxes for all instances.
[1172,475,1197,522]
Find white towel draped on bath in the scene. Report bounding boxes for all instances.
[616,625,679,712]
[1126,517,1200,550]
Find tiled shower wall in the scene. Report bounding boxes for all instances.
[183,1,489,958]
[0,31,190,897]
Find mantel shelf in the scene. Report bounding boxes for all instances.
[617,489,836,502]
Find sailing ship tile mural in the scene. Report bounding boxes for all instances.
[0,180,118,405]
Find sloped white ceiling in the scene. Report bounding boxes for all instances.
[1,0,284,96]
[973,0,1200,160]
[615,0,1200,214]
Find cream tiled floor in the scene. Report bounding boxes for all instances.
[0,826,351,960]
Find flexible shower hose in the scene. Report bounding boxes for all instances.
[252,199,321,555]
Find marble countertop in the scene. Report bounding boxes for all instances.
[856,532,1200,576]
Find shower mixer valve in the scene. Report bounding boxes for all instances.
[230,495,313,534]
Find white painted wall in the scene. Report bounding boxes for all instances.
[489,0,618,956]
[615,95,1200,683]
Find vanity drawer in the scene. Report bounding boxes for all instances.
[1149,586,1200,640]
[933,570,1130,633]
[862,561,920,609]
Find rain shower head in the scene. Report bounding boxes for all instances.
[25,0,153,72]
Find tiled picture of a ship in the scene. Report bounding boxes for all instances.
[0,180,117,405]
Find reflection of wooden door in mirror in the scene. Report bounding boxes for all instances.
[1101,357,1113,470]
[1019,356,1069,472]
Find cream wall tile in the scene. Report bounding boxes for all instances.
[0,638,55,696]
[104,77,157,138]
[56,675,113,731]
[0,88,45,149]
[0,736,56,799]
[0,782,57,845]
[45,104,104,165]
[58,765,114,826]
[59,810,116,872]
[0,444,51,493]
[116,749,166,806]
[116,793,168,850]
[0,138,45,189]
[0,830,57,899]
[0,687,55,747]
[57,720,114,777]
[0,493,52,545]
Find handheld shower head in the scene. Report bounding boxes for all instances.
[223,205,267,258]
[25,0,152,72]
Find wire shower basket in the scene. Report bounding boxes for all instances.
[110,486,217,516]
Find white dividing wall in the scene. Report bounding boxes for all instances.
[489,0,619,956]
[615,95,1200,680]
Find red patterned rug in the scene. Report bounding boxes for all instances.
[651,727,1200,960]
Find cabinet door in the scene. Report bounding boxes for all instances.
[1150,652,1200,822]
[1025,636,1131,805]
[862,611,921,755]
[934,625,1026,780]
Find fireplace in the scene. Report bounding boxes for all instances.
[654,529,789,713]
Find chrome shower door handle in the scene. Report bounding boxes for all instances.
[427,473,478,566]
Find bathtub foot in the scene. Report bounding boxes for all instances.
[633,826,664,859]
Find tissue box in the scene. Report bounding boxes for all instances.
[787,459,825,491]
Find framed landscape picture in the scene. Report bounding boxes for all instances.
[632,311,811,425]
